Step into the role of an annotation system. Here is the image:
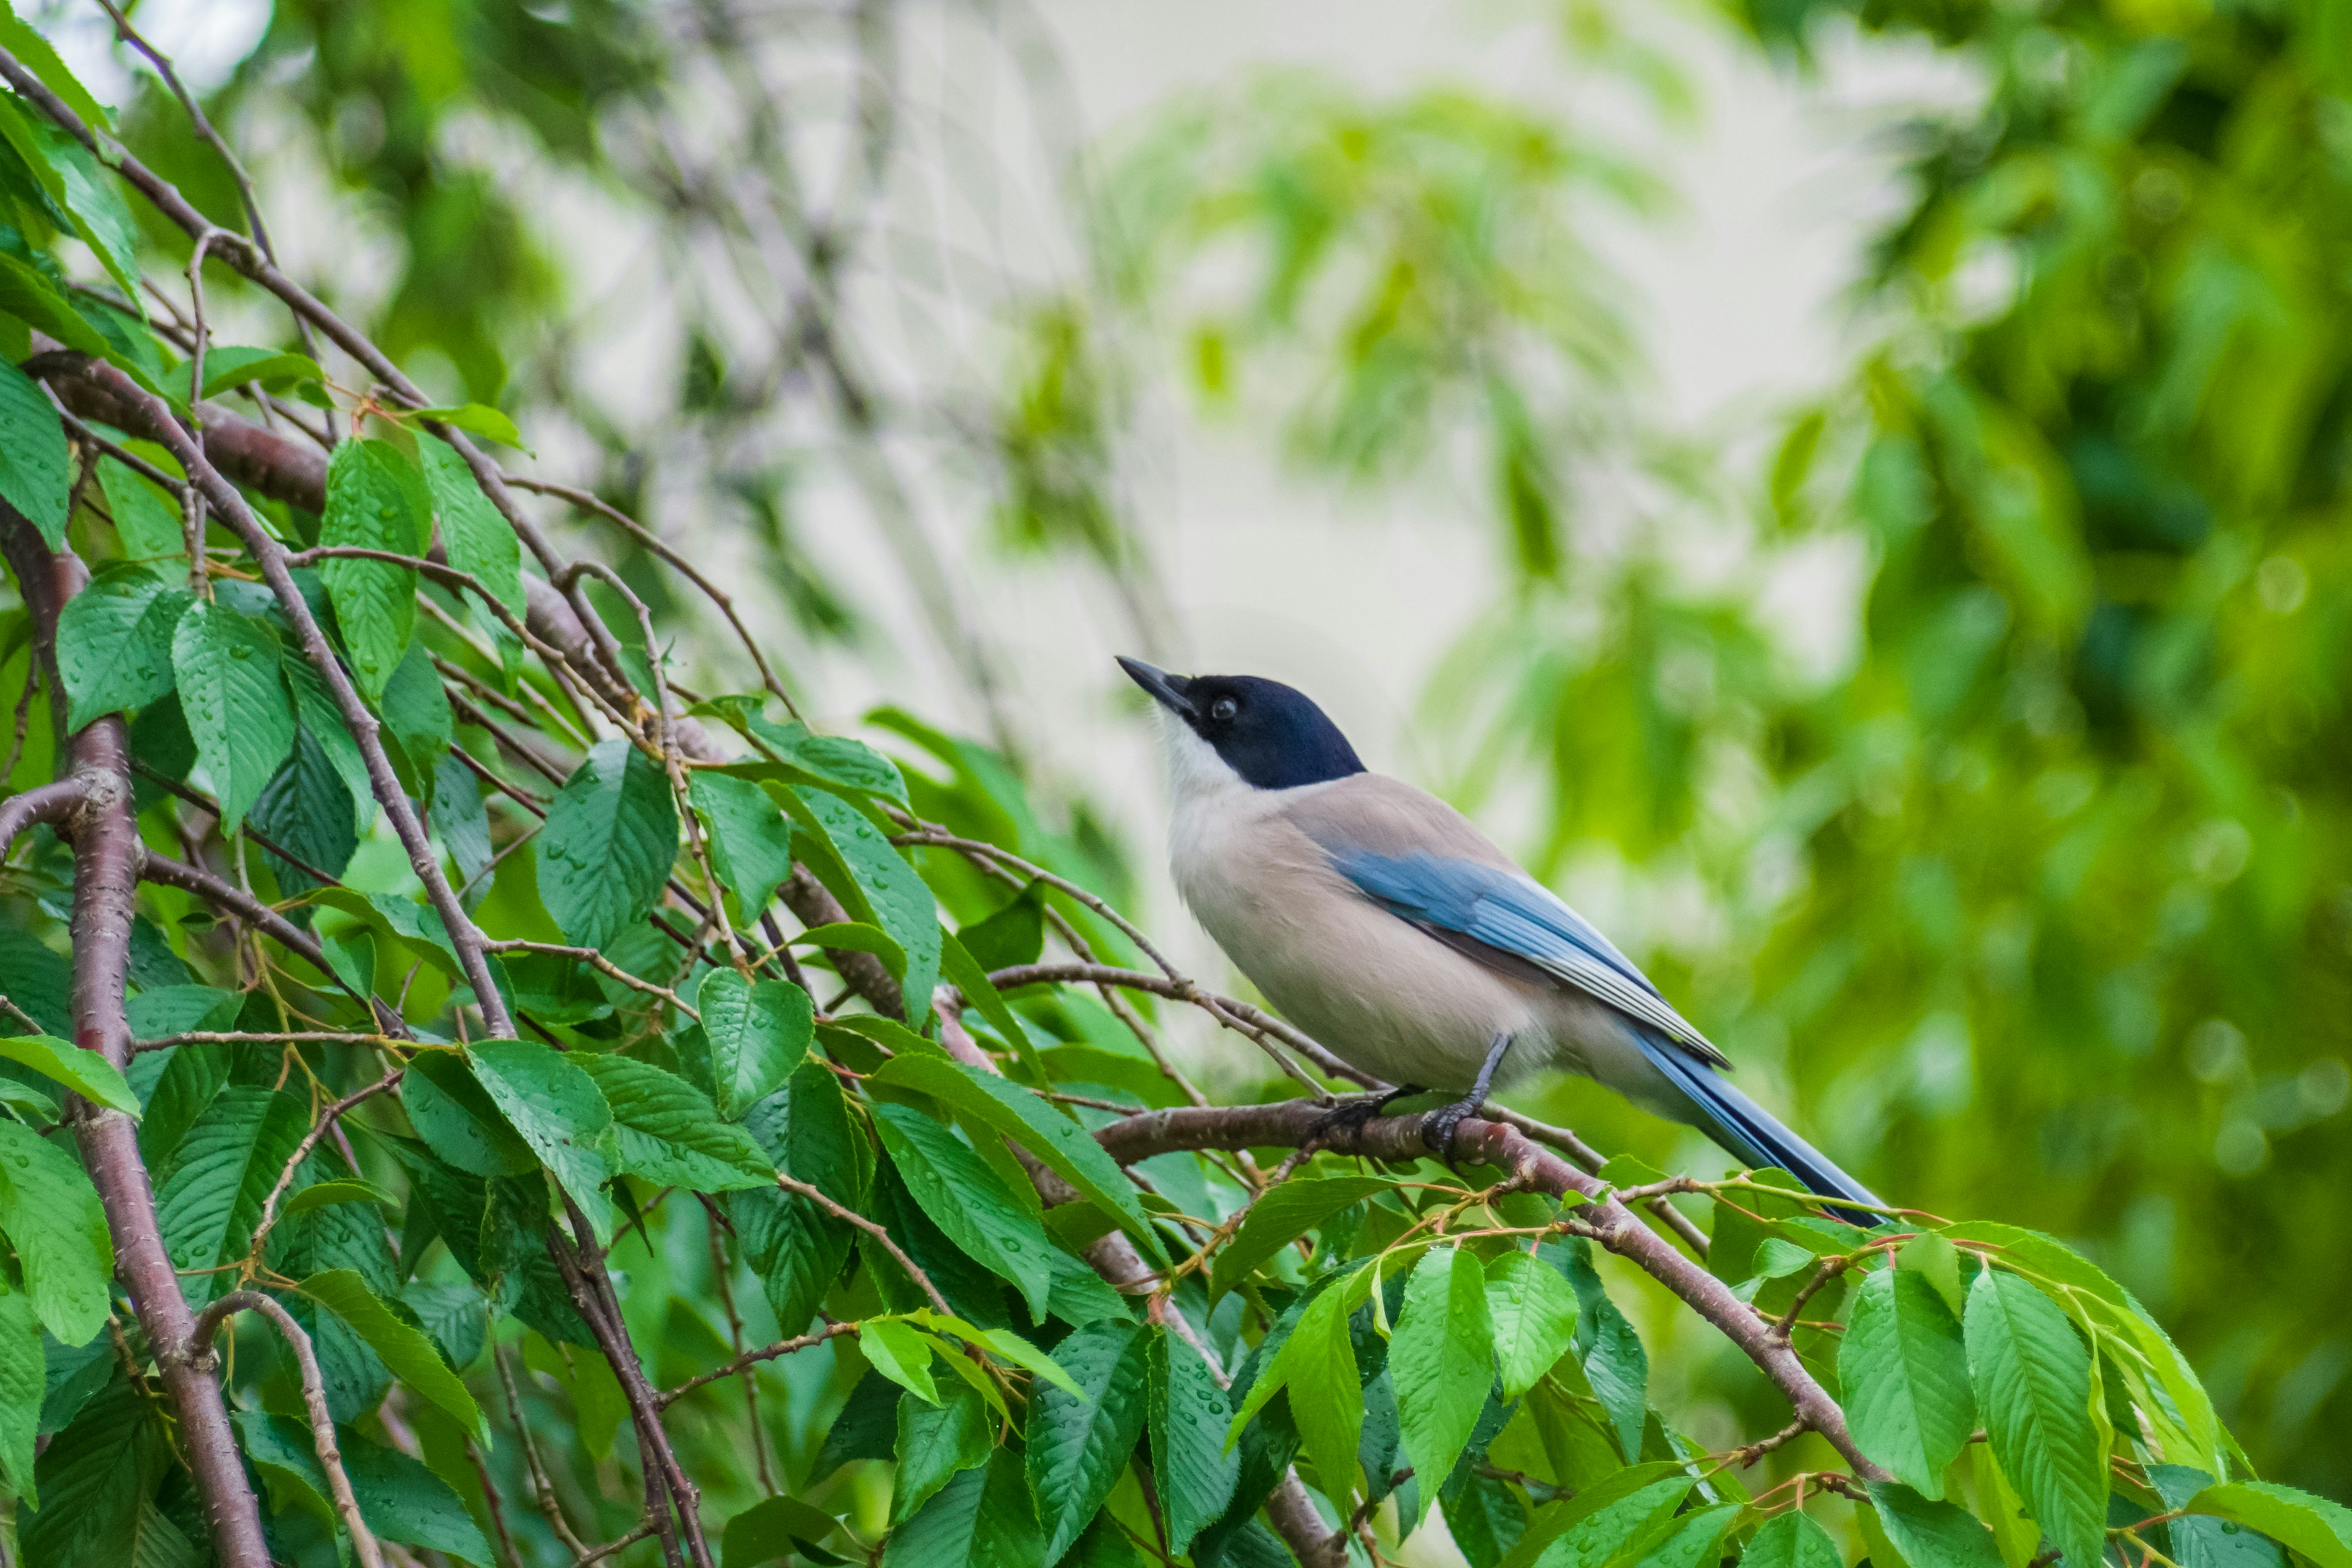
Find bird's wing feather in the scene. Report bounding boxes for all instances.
[1324,848,1728,1066]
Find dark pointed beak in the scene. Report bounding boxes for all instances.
[1117,656,1196,718]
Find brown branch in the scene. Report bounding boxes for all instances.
[0,777,89,859]
[246,1067,405,1264]
[190,1291,388,1568]
[496,1344,590,1557]
[653,1321,857,1409]
[0,510,275,1567]
[1092,1099,1887,1480]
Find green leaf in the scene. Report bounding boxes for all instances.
[1842,1264,1977,1498]
[1209,1174,1389,1300]
[893,1373,992,1524]
[698,696,910,805]
[0,7,113,130]
[97,456,185,560]
[690,769,799,921]
[871,1104,1054,1322]
[380,642,453,804]
[861,1316,941,1404]
[198,346,323,399]
[56,563,190,729]
[250,725,360,889]
[282,1178,398,1216]
[1964,1268,2108,1568]
[1494,1466,1692,1568]
[466,1038,617,1245]
[725,1495,846,1568]
[283,652,377,835]
[418,433,524,616]
[32,124,142,311]
[540,738,679,949]
[0,1031,137,1115]
[153,1087,306,1302]
[235,1408,494,1562]
[0,249,115,363]
[1024,1317,1149,1564]
[416,401,530,451]
[300,1269,489,1444]
[1868,1481,2008,1568]
[957,881,1046,971]
[171,598,295,833]
[1643,1502,1739,1568]
[883,1448,1041,1568]
[320,437,430,701]
[0,1281,41,1504]
[24,1380,164,1568]
[938,931,1041,1074]
[867,1053,1165,1264]
[785,783,940,1014]
[1551,1239,1648,1461]
[793,921,907,973]
[700,968,815,1120]
[0,355,69,547]
[1148,1327,1238,1555]
[1483,1248,1579,1401]
[401,1050,537,1177]
[2183,1482,2352,1568]
[1745,1510,1844,1568]
[574,1051,774,1192]
[1235,1267,1370,1502]
[1392,1243,1494,1520]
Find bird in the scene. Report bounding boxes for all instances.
[1117,656,1882,1220]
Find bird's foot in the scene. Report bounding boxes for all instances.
[1420,1093,1487,1157]
[1308,1086,1422,1150]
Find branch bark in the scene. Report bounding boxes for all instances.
[1093,1099,1887,1480]
[0,511,274,1567]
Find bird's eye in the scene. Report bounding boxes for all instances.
[1209,696,1238,723]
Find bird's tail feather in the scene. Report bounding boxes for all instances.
[1634,1033,1885,1227]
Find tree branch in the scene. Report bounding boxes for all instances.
[190,1291,388,1568]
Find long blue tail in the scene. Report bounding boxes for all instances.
[1635,1033,1885,1227]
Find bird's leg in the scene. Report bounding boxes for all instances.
[1422,1033,1514,1155]
[1306,1083,1425,1150]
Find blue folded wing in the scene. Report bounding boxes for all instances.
[1327,850,1724,1062]
[1330,850,1883,1223]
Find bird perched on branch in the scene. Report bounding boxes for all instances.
[1119,657,1881,1219]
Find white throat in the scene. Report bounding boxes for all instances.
[1157,710,1248,808]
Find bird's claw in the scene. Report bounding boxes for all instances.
[1308,1087,1420,1150]
[1420,1095,1485,1156]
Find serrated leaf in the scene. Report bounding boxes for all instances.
[320,437,429,699]
[701,968,815,1120]
[235,1408,494,1561]
[32,123,142,311]
[198,346,323,399]
[575,1051,773,1191]
[1209,1175,1389,1300]
[401,1050,537,1177]
[249,725,360,890]
[1392,1244,1494,1520]
[300,1268,488,1443]
[872,1104,1054,1322]
[2182,1482,2352,1568]
[698,696,910,805]
[417,433,524,620]
[867,1053,1164,1264]
[540,738,678,949]
[1494,1466,1692,1568]
[0,354,67,547]
[0,1281,41,1504]
[1025,1317,1148,1564]
[97,455,184,560]
[56,564,189,729]
[23,1379,162,1567]
[153,1086,306,1304]
[1965,1268,2108,1568]
[466,1038,617,1245]
[1869,1480,2008,1568]
[1550,1239,1648,1462]
[726,1494,847,1568]
[1842,1264,1977,1497]
[861,1316,940,1404]
[171,598,295,832]
[690,768,799,920]
[1148,1327,1238,1554]
[1484,1248,1579,1401]
[282,1178,398,1216]
[784,783,939,1013]
[0,9,113,131]
[282,652,377,835]
[883,1447,1041,1568]
[892,1373,992,1524]
[417,401,529,451]
[1746,1510,1844,1568]
[380,642,452,807]
[0,1031,135,1115]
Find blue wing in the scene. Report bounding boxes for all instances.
[1329,850,1884,1221]
[1327,850,1725,1063]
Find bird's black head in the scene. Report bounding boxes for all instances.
[1117,658,1366,791]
